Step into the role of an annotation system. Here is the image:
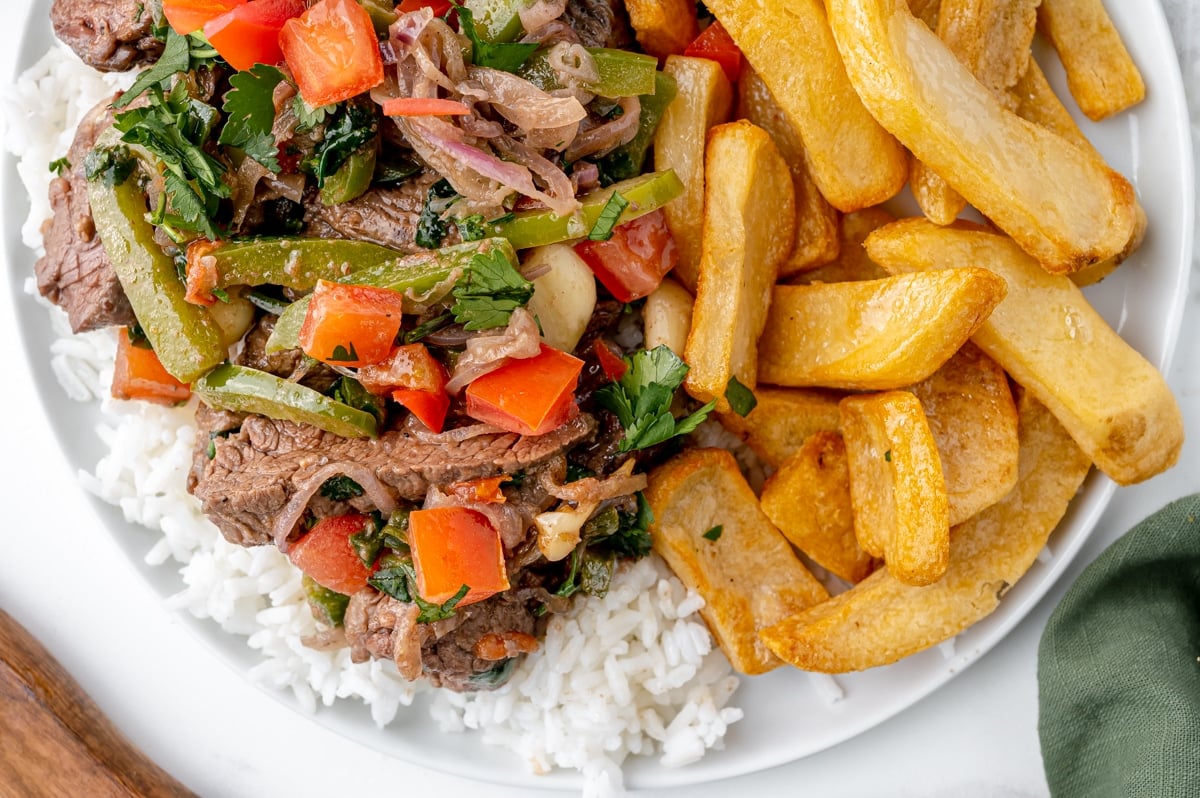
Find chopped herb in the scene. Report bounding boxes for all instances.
[83,145,135,187]
[416,179,458,249]
[329,342,360,362]
[349,508,410,566]
[578,552,615,597]
[303,575,351,626]
[293,96,333,131]
[368,566,412,601]
[48,157,70,176]
[373,152,423,187]
[554,494,653,601]
[587,190,629,241]
[247,289,291,316]
[403,312,453,344]
[703,524,724,542]
[594,345,716,452]
[205,427,237,460]
[606,492,654,559]
[456,214,488,242]
[210,287,230,303]
[127,322,152,349]
[331,377,385,426]
[565,462,595,482]
[306,102,378,187]
[467,658,518,688]
[451,248,535,331]
[456,4,539,73]
[113,28,191,109]
[134,2,145,21]
[724,375,758,417]
[884,449,892,462]
[319,475,364,502]
[219,64,284,172]
[368,563,470,623]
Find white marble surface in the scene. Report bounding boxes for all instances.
[0,2,1196,796]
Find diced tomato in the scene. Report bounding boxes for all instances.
[592,339,628,382]
[474,631,539,660]
[162,0,246,35]
[298,280,405,367]
[288,513,376,595]
[408,507,510,606]
[184,239,221,306]
[381,97,472,117]
[447,476,508,505]
[682,20,743,83]
[392,388,451,433]
[203,0,306,72]
[574,210,678,303]
[280,0,385,108]
[111,328,192,405]
[397,0,452,16]
[464,344,584,436]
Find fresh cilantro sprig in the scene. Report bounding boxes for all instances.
[594,346,716,452]
[553,495,654,602]
[451,249,535,330]
[305,102,378,187]
[113,28,217,110]
[220,64,285,172]
[455,4,539,73]
[368,562,470,623]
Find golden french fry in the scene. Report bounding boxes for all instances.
[715,387,843,468]
[736,66,840,275]
[706,0,908,212]
[759,395,1093,672]
[911,343,1018,525]
[1038,0,1145,121]
[758,269,1007,391]
[647,448,830,675]
[840,391,949,586]
[624,0,698,58]
[654,56,734,291]
[684,120,795,409]
[827,0,1138,274]
[792,208,892,285]
[865,218,1184,485]
[760,431,877,583]
[907,0,941,27]
[642,277,693,357]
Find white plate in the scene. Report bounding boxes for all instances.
[5,0,1192,790]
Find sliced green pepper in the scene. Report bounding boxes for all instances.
[356,0,398,33]
[463,0,529,42]
[266,238,518,353]
[490,170,683,249]
[86,134,226,384]
[303,575,351,626]
[206,237,405,294]
[194,364,379,438]
[320,141,377,207]
[519,48,660,98]
[597,72,679,183]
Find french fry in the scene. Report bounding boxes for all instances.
[737,66,840,275]
[715,387,843,468]
[792,208,892,285]
[865,218,1184,485]
[840,391,949,587]
[654,56,734,291]
[684,120,795,409]
[642,277,694,357]
[827,0,1139,274]
[1038,0,1145,121]
[705,0,908,212]
[760,431,877,584]
[911,343,1018,525]
[646,448,830,675]
[758,269,1007,391]
[759,395,1093,672]
[624,0,699,59]
[907,0,941,28]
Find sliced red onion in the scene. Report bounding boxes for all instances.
[390,601,424,681]
[547,41,599,85]
[540,459,646,505]
[403,414,507,442]
[273,463,399,549]
[518,0,567,34]
[470,67,587,132]
[565,95,641,162]
[379,40,398,66]
[495,136,580,217]
[445,307,543,394]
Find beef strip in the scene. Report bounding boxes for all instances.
[35,98,137,334]
[51,0,163,72]
[235,315,339,394]
[302,172,459,253]
[562,0,633,48]
[191,413,598,547]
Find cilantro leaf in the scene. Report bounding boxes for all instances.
[416,179,458,249]
[113,28,192,109]
[456,4,539,73]
[451,249,535,331]
[83,145,135,187]
[703,525,723,542]
[319,475,364,502]
[724,375,758,417]
[594,345,716,452]
[220,64,284,172]
[368,563,470,623]
[332,376,386,426]
[306,102,378,187]
[294,96,333,131]
[588,190,629,241]
[329,341,361,362]
[48,157,70,176]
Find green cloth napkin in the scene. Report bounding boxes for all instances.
[1038,493,1200,797]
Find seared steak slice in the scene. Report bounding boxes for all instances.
[303,172,457,253]
[191,413,597,547]
[235,315,339,394]
[36,98,136,333]
[51,0,163,72]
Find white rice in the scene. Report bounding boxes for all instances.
[4,43,743,795]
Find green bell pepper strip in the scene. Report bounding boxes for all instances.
[463,0,529,42]
[266,238,518,353]
[194,364,379,438]
[519,48,660,98]
[597,72,679,183]
[320,141,377,207]
[488,170,684,249]
[204,237,407,294]
[85,134,226,384]
[303,575,351,626]
[356,0,398,34]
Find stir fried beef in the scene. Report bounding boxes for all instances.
[235,315,339,394]
[191,413,598,547]
[562,0,634,48]
[303,173,456,254]
[50,0,162,73]
[35,99,136,333]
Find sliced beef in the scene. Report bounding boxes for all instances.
[191,413,598,547]
[562,0,633,48]
[35,98,136,333]
[188,405,246,494]
[303,172,457,253]
[51,0,163,72]
[235,315,339,394]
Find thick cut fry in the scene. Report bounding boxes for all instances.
[715,387,843,468]
[760,395,1093,672]
[654,56,734,291]
[865,219,1183,485]
[642,277,693,357]
[911,343,1018,525]
[792,208,892,285]
[840,391,949,586]
[625,0,699,58]
[761,431,876,583]
[646,448,830,674]
[706,0,907,212]
[685,121,795,409]
[737,66,839,275]
[758,269,1007,391]
[827,0,1138,274]
[1038,0,1145,121]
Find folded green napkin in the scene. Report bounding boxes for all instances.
[1038,493,1200,797]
